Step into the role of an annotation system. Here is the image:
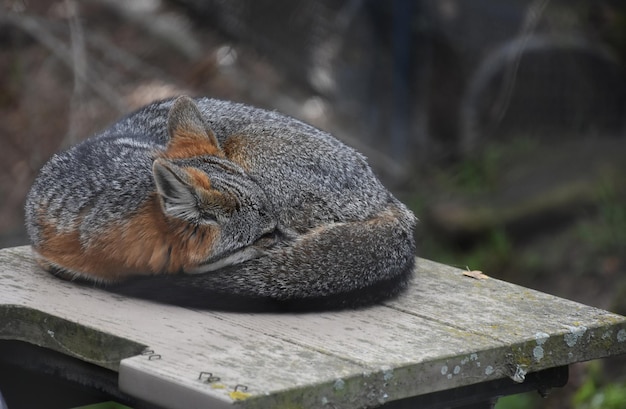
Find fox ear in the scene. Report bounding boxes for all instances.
[152,158,236,223]
[165,96,224,158]
[152,159,200,221]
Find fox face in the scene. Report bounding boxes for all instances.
[153,155,278,274]
[154,96,279,273]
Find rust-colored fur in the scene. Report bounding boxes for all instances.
[161,128,224,159]
[223,134,252,171]
[35,194,218,281]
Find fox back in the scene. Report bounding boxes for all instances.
[25,96,417,310]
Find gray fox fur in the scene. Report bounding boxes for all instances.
[25,96,416,310]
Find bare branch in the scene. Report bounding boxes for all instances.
[87,0,202,60]
[66,0,88,145]
[1,12,127,113]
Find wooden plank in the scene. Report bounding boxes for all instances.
[385,259,626,378]
[0,247,368,407]
[1,246,625,409]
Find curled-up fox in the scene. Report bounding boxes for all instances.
[25,96,416,310]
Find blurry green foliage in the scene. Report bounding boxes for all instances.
[495,392,539,409]
[573,362,626,409]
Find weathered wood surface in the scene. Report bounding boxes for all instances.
[1,245,625,409]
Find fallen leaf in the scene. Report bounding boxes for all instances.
[463,268,489,280]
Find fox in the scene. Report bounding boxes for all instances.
[25,96,416,311]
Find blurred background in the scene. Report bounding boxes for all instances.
[1,0,625,408]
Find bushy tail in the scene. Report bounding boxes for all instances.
[110,199,416,311]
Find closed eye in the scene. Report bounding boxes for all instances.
[253,229,285,249]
